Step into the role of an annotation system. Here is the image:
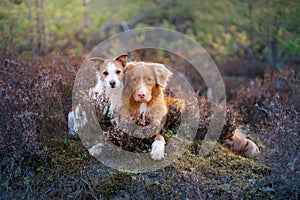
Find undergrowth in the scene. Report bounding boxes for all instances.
[0,57,299,199]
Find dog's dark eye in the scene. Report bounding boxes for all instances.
[116,70,121,75]
[103,71,109,76]
[147,77,152,81]
[132,77,136,82]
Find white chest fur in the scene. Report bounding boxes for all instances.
[139,103,148,114]
[107,86,123,114]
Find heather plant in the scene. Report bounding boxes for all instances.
[195,95,241,142]
[233,68,299,123]
[0,57,76,197]
[1,55,299,199]
[232,68,300,198]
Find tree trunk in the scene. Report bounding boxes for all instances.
[272,37,278,67]
[26,0,34,54]
[35,0,41,54]
[35,0,46,55]
[41,0,46,54]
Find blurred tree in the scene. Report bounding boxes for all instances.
[243,0,300,67]
[35,0,46,54]
[0,0,299,67]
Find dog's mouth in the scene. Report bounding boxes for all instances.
[136,98,147,103]
[107,83,119,89]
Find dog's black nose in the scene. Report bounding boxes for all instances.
[109,80,116,88]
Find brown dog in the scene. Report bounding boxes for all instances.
[120,61,173,160]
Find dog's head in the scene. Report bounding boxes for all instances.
[123,62,173,103]
[90,54,128,89]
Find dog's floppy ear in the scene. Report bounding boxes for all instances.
[124,62,136,73]
[121,70,136,104]
[90,57,105,70]
[122,62,136,88]
[90,57,105,64]
[115,54,128,67]
[153,64,173,89]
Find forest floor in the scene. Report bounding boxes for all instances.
[0,55,299,199]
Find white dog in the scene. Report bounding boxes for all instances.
[68,54,128,134]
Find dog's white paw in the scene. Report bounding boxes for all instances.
[150,140,165,160]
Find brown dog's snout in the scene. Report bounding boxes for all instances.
[137,92,145,99]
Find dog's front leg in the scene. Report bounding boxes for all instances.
[149,105,168,125]
[149,105,168,160]
[150,134,166,160]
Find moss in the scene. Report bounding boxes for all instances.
[46,134,92,173]
[96,172,132,197]
[171,144,271,198]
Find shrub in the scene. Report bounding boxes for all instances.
[232,67,300,199]
[0,57,76,197]
[233,68,299,123]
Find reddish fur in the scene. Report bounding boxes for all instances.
[128,85,166,118]
[222,129,259,158]
[164,97,186,113]
[155,134,166,143]
[121,61,173,160]
[121,62,172,123]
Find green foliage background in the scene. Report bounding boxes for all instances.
[0,0,299,67]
